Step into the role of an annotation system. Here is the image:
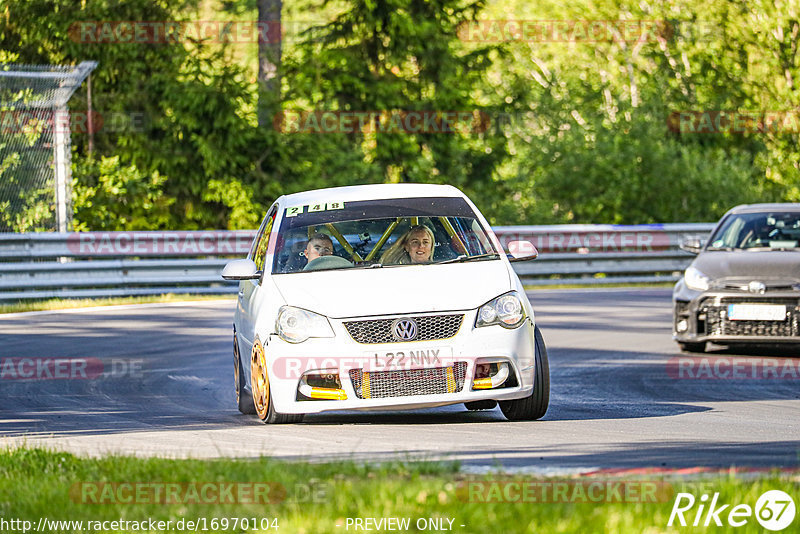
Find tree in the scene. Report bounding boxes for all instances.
[1,0,270,229]
[257,0,283,126]
[480,0,790,223]
[282,0,521,209]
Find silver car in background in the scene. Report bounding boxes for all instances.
[673,203,800,352]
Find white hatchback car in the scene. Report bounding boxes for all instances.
[222,184,549,423]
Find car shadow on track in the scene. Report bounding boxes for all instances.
[447,439,800,470]
[234,439,800,470]
[546,345,800,417]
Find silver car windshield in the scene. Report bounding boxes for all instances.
[271,196,499,273]
[708,211,800,250]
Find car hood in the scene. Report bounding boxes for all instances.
[272,260,513,318]
[694,250,800,281]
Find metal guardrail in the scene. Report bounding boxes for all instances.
[493,223,714,286]
[0,224,715,301]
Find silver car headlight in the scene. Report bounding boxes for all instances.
[276,306,335,343]
[476,292,527,329]
[685,266,711,291]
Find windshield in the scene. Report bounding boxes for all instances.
[271,196,499,273]
[708,211,800,250]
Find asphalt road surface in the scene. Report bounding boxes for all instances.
[1,289,798,472]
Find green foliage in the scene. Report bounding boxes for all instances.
[202,178,261,229]
[514,110,765,224]
[283,0,516,203]
[0,187,53,233]
[0,113,54,232]
[72,155,173,230]
[2,0,799,229]
[1,447,797,534]
[477,0,798,223]
[1,0,270,230]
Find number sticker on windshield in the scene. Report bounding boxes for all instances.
[286,206,303,217]
[286,202,345,217]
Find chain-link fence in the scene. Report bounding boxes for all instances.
[0,62,96,233]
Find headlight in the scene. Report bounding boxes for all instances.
[276,306,334,343]
[684,266,711,291]
[476,292,526,328]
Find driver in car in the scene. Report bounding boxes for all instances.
[380,225,435,264]
[302,233,334,262]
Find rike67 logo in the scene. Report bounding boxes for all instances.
[668,490,795,531]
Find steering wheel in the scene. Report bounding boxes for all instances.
[303,255,352,271]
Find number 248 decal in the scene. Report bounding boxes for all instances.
[285,202,345,217]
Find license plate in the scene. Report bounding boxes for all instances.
[367,347,453,371]
[727,304,787,321]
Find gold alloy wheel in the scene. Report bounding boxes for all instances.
[250,340,270,420]
[235,357,240,404]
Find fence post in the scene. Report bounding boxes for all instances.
[53,107,70,233]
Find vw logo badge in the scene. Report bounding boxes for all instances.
[748,281,766,294]
[392,319,418,341]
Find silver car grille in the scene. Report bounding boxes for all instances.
[713,281,798,292]
[343,314,463,344]
[349,362,467,399]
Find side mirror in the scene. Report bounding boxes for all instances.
[679,236,706,254]
[507,240,538,262]
[222,259,261,280]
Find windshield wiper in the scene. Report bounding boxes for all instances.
[438,253,500,264]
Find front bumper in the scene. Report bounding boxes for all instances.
[673,283,800,344]
[252,310,538,414]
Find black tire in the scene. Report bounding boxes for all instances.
[261,397,305,424]
[500,325,550,421]
[678,341,706,353]
[250,340,304,424]
[233,332,256,414]
[464,400,498,411]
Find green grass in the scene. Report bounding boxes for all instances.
[0,448,796,533]
[0,294,235,314]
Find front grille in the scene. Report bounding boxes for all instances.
[349,362,467,399]
[703,297,799,337]
[343,314,463,344]
[714,280,798,292]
